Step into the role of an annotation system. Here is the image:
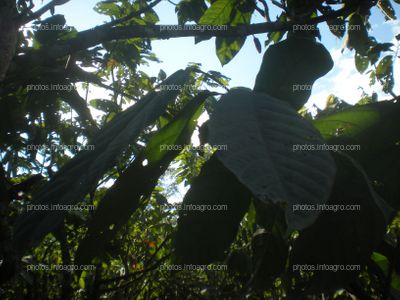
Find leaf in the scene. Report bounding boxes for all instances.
[377,0,396,20]
[355,52,369,74]
[174,155,251,264]
[265,14,287,46]
[143,8,159,24]
[215,36,246,66]
[371,252,400,291]
[158,69,167,81]
[253,36,262,53]
[313,100,400,209]
[89,99,120,113]
[176,0,207,24]
[376,55,394,94]
[251,228,288,289]
[326,17,346,38]
[207,88,336,231]
[214,6,252,65]
[254,35,333,110]
[367,42,394,65]
[76,92,211,265]
[144,91,212,163]
[94,1,120,16]
[12,69,192,256]
[198,0,233,25]
[288,152,391,292]
[346,13,370,55]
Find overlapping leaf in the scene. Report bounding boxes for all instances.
[76,91,212,265]
[13,69,191,255]
[208,88,336,230]
[289,152,392,292]
[174,155,251,264]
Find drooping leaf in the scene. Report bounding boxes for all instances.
[214,4,252,65]
[355,52,369,74]
[288,152,391,293]
[251,228,288,289]
[215,37,246,66]
[253,36,262,53]
[208,88,336,231]
[76,91,211,265]
[367,42,394,65]
[174,155,251,264]
[326,17,346,38]
[347,13,370,55]
[313,100,400,209]
[254,35,334,110]
[375,55,394,94]
[377,0,396,20]
[13,69,191,255]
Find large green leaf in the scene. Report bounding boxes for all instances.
[174,155,251,264]
[288,152,391,293]
[76,91,211,265]
[313,100,400,163]
[313,105,381,141]
[12,69,191,255]
[313,100,400,209]
[208,88,336,231]
[253,35,333,110]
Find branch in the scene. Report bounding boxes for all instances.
[17,0,360,64]
[260,0,271,22]
[19,0,71,25]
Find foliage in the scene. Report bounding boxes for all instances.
[1,0,400,299]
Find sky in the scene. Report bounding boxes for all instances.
[36,0,400,109]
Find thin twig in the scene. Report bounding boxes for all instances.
[19,0,71,25]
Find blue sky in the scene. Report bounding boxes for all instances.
[32,0,400,109]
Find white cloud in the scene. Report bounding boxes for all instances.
[309,43,399,110]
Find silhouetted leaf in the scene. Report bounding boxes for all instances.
[289,152,391,293]
[254,35,333,110]
[174,155,251,264]
[208,88,336,231]
[76,91,211,265]
[355,52,369,73]
[13,69,191,255]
